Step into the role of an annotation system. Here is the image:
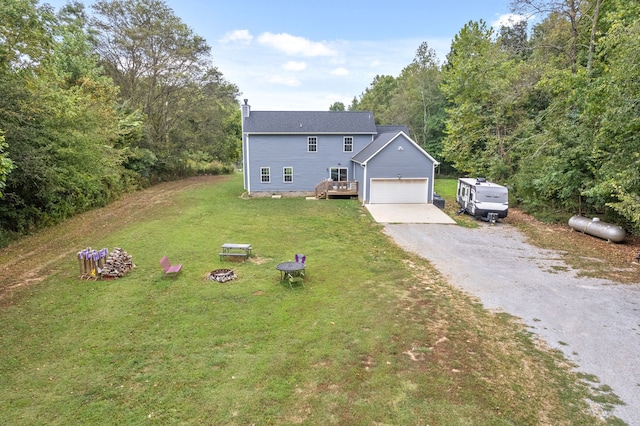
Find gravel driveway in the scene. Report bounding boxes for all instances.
[383,223,640,425]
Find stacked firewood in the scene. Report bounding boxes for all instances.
[100,247,135,279]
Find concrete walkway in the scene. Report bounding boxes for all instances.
[365,203,457,224]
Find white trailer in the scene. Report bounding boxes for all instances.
[456,178,508,223]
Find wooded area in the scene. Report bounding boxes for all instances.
[1,0,639,243]
[351,0,640,234]
[0,0,239,244]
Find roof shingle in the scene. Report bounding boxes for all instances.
[243,111,378,134]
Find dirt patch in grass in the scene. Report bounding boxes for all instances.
[0,175,228,305]
[504,209,640,284]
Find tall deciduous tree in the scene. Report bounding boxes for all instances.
[581,11,640,230]
[0,0,131,236]
[0,133,14,199]
[91,0,239,169]
[354,75,397,123]
[390,42,447,160]
[441,20,529,180]
[91,0,207,151]
[511,0,604,72]
[0,0,53,198]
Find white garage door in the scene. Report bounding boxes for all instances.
[370,178,428,204]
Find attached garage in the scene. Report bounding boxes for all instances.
[351,129,439,204]
[369,178,428,204]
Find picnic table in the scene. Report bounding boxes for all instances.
[219,243,252,261]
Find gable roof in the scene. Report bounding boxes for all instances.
[352,131,440,166]
[243,111,378,134]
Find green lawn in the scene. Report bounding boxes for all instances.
[0,174,615,425]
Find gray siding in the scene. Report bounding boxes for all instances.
[362,134,435,202]
[246,134,372,193]
[241,105,437,202]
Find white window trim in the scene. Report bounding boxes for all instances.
[343,136,353,152]
[283,166,293,183]
[330,167,348,182]
[260,167,270,183]
[308,136,318,153]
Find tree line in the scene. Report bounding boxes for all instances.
[349,0,640,234]
[2,0,638,241]
[0,0,240,244]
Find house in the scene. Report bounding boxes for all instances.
[240,100,439,204]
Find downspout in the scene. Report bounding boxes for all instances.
[241,100,250,193]
[361,162,367,206]
[430,161,434,203]
[246,135,251,194]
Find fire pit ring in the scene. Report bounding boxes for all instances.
[207,269,237,283]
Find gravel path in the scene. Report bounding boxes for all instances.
[383,223,640,425]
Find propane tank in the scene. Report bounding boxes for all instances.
[568,215,626,243]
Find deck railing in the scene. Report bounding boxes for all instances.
[315,180,359,199]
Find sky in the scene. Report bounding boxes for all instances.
[41,0,523,111]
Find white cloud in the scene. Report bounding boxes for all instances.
[493,13,527,29]
[330,67,349,76]
[266,75,301,86]
[219,29,253,44]
[257,32,337,57]
[214,35,448,110]
[283,61,307,71]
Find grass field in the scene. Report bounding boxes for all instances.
[0,174,617,424]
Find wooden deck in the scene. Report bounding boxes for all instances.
[315,180,359,199]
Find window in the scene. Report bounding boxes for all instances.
[260,167,270,183]
[308,136,317,152]
[343,136,353,152]
[283,167,293,183]
[330,167,348,182]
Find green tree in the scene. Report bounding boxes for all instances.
[170,68,241,166]
[353,75,397,123]
[441,20,530,180]
[511,0,605,72]
[91,0,239,172]
[347,96,359,111]
[509,0,618,219]
[390,42,447,161]
[581,12,640,231]
[91,0,208,153]
[0,132,14,198]
[329,101,345,111]
[0,0,128,235]
[0,0,54,71]
[499,19,530,58]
